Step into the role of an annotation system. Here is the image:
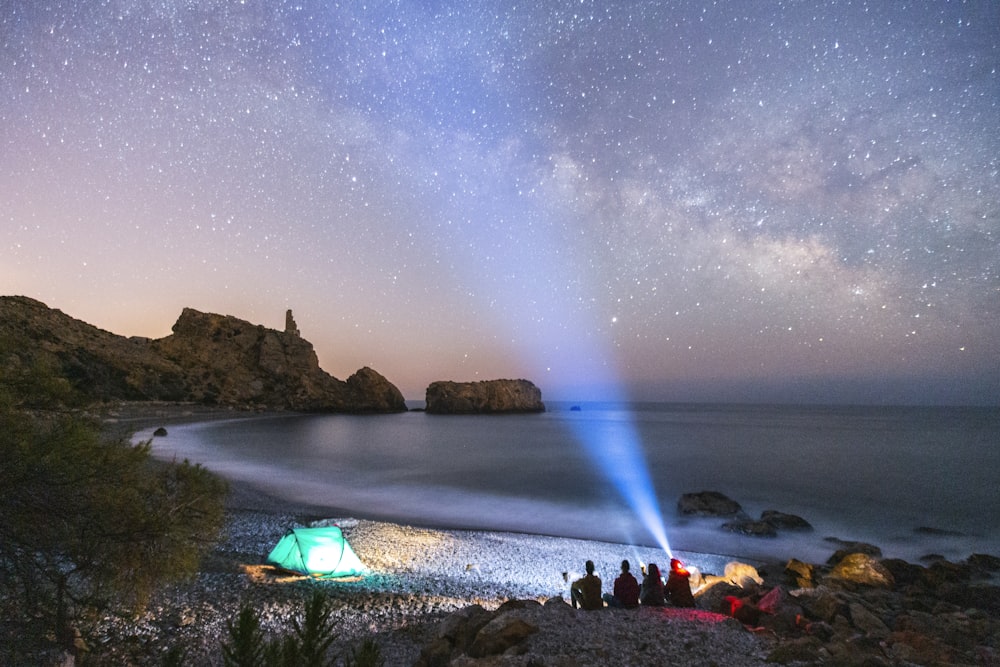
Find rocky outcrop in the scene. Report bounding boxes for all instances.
[678,491,745,517]
[729,551,1000,666]
[424,379,545,414]
[679,492,813,540]
[0,296,406,413]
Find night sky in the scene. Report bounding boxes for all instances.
[2,1,998,404]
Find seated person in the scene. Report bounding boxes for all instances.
[639,562,666,606]
[570,560,603,610]
[666,558,696,608]
[603,559,640,609]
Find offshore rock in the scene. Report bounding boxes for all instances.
[677,491,745,517]
[0,296,406,413]
[425,379,545,414]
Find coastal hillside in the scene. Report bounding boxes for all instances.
[0,296,406,413]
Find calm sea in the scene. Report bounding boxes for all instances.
[144,402,1000,564]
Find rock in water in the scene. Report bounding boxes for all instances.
[425,379,545,414]
[677,491,745,517]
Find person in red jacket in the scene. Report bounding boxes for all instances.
[602,559,641,608]
[666,558,696,607]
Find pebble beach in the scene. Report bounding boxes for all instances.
[92,479,772,665]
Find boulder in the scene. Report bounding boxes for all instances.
[849,601,891,638]
[722,518,778,537]
[826,553,895,589]
[824,539,882,563]
[724,561,765,588]
[784,558,815,588]
[791,587,844,623]
[425,379,545,414]
[677,491,744,517]
[415,604,494,666]
[760,510,813,531]
[468,615,539,658]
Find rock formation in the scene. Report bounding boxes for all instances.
[677,491,745,517]
[0,296,406,413]
[424,379,545,414]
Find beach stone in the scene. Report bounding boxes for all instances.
[827,553,895,589]
[784,558,815,588]
[756,586,784,615]
[677,491,744,517]
[879,558,925,588]
[725,595,762,626]
[724,561,764,588]
[468,615,539,657]
[756,587,804,634]
[696,580,741,611]
[414,637,452,667]
[436,604,493,654]
[825,539,882,563]
[791,587,844,623]
[767,636,824,664]
[886,630,956,666]
[922,559,971,588]
[849,602,890,638]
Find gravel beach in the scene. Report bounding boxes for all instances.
[89,477,773,666]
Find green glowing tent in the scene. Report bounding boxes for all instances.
[265,526,366,578]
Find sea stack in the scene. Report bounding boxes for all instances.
[424,379,545,414]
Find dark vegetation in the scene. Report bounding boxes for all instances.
[0,336,227,664]
[0,336,387,665]
[220,591,384,667]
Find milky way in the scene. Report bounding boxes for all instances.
[2,1,998,403]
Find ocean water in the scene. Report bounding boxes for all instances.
[143,402,1000,565]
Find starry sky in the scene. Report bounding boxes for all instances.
[2,1,998,405]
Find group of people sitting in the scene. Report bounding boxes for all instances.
[570,558,695,611]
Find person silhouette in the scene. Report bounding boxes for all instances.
[640,562,666,606]
[602,559,640,609]
[666,558,696,607]
[570,560,603,610]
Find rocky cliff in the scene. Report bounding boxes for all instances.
[425,379,545,414]
[0,296,406,413]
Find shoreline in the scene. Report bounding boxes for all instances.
[85,403,1000,664]
[116,400,997,565]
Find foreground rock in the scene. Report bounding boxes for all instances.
[735,551,1000,666]
[425,379,545,414]
[0,296,405,413]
